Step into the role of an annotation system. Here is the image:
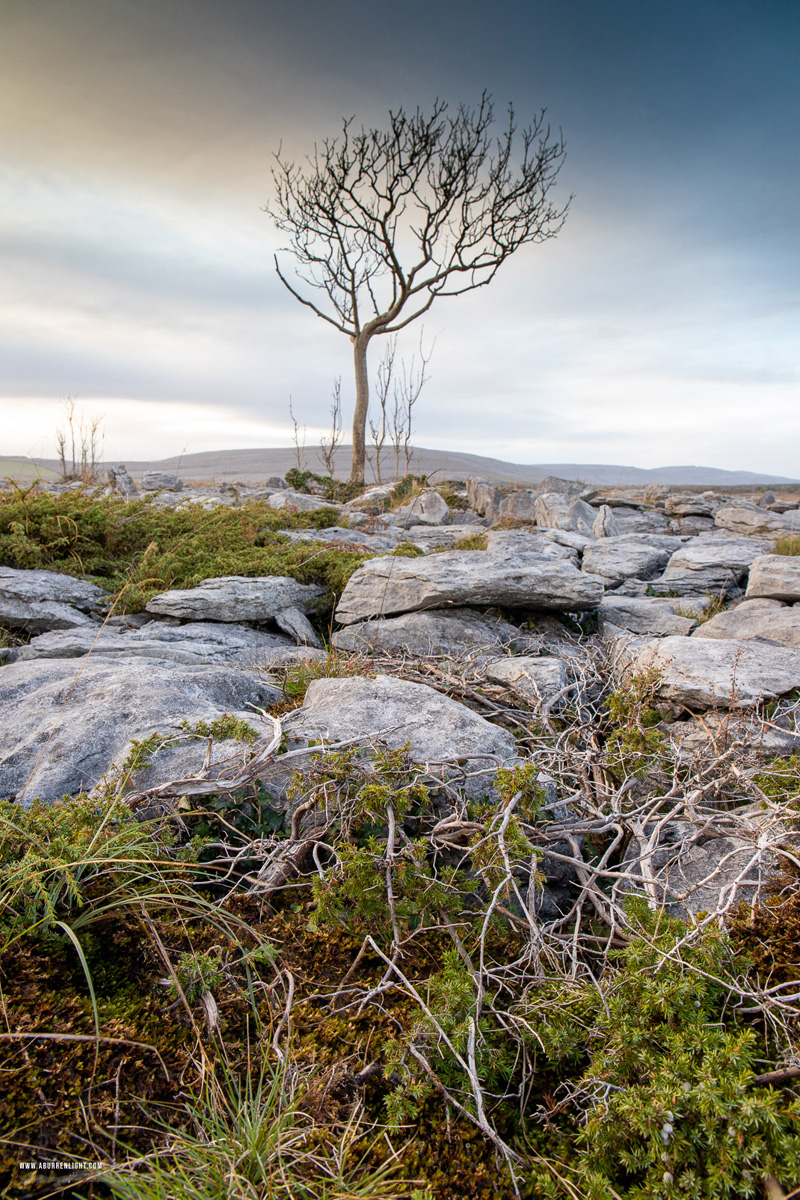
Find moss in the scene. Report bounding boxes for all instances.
[0,490,374,620]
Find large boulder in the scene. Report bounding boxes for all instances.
[692,600,800,648]
[9,619,325,666]
[0,567,109,632]
[714,505,789,536]
[592,505,620,538]
[582,538,671,586]
[146,576,323,622]
[613,634,800,709]
[0,657,280,804]
[664,494,716,518]
[597,596,698,638]
[654,536,771,597]
[611,507,669,534]
[268,490,336,512]
[280,674,517,793]
[334,542,604,625]
[498,490,538,522]
[391,489,450,527]
[332,607,533,657]
[139,470,183,492]
[534,493,597,536]
[465,478,501,521]
[746,555,800,602]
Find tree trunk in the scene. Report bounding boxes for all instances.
[350,332,371,484]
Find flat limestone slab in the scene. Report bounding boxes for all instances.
[0,656,280,804]
[0,566,109,632]
[613,634,800,709]
[146,575,323,622]
[746,555,800,603]
[335,546,604,625]
[692,603,800,649]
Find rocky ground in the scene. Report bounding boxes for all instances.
[2,468,800,1198]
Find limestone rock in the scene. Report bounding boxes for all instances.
[273,606,323,647]
[280,674,517,793]
[391,489,450,527]
[465,478,501,520]
[498,490,537,522]
[484,655,568,707]
[582,538,671,586]
[332,607,534,657]
[146,576,323,622]
[613,634,800,709]
[592,504,620,538]
[714,505,788,536]
[11,619,324,667]
[268,490,337,512]
[0,566,109,632]
[0,657,280,804]
[107,465,138,496]
[692,602,800,649]
[654,536,770,597]
[139,471,183,492]
[611,507,669,534]
[534,493,597,536]
[597,596,698,638]
[334,543,604,625]
[664,494,715,517]
[746,555,800,602]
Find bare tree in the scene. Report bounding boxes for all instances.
[369,337,396,484]
[288,396,307,473]
[318,376,344,478]
[267,92,569,483]
[389,336,432,478]
[56,398,104,484]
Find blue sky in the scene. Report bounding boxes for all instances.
[1,0,798,472]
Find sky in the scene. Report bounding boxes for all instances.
[1,0,798,474]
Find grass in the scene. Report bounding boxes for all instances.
[775,535,800,555]
[0,487,377,623]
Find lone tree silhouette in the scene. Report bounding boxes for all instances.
[267,93,570,484]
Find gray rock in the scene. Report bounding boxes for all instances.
[664,494,715,517]
[107,465,138,496]
[484,529,578,561]
[597,596,698,638]
[621,809,786,916]
[391,489,450,527]
[332,607,533,657]
[746,555,800,602]
[268,490,337,512]
[280,674,517,793]
[0,657,280,804]
[613,633,800,709]
[760,490,777,507]
[10,619,324,667]
[667,516,716,536]
[544,529,594,552]
[582,538,671,586]
[410,526,484,551]
[592,504,620,538]
[139,471,183,492]
[534,493,597,536]
[466,478,502,520]
[611,507,669,534]
[335,543,604,625]
[0,567,109,632]
[714,505,788,536]
[692,603,800,649]
[484,655,568,706]
[273,606,323,647]
[146,575,323,622]
[654,536,770,597]
[498,490,538,522]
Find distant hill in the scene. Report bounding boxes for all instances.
[2,447,797,488]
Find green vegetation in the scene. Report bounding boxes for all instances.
[603,669,667,778]
[0,487,375,621]
[775,534,800,555]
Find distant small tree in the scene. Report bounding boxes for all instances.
[267,92,569,483]
[318,376,343,478]
[55,398,104,484]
